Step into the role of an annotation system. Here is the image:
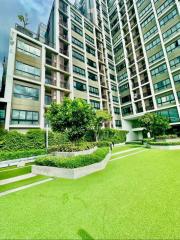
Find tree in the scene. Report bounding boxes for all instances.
[138,113,170,138]
[46,98,96,142]
[94,110,112,141]
[18,13,29,28]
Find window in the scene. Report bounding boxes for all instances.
[145,37,161,51]
[85,34,94,44]
[159,8,178,26]
[143,26,157,41]
[45,95,52,105]
[114,107,120,115]
[11,109,39,125]
[173,73,180,83]
[166,39,180,53]
[15,61,40,79]
[87,59,96,68]
[86,45,95,56]
[113,96,119,103]
[115,120,122,127]
[17,40,41,58]
[0,109,5,123]
[157,107,179,122]
[156,93,175,106]
[72,37,84,49]
[111,85,117,92]
[90,100,100,109]
[74,80,86,91]
[156,0,174,16]
[122,105,133,116]
[88,71,98,81]
[139,3,152,19]
[73,65,86,76]
[163,22,180,40]
[148,50,164,64]
[151,64,167,77]
[71,11,82,24]
[71,24,83,36]
[119,83,129,93]
[110,74,116,81]
[169,57,180,69]
[154,78,171,91]
[72,50,84,62]
[141,14,154,28]
[13,84,39,101]
[84,22,93,33]
[89,86,99,95]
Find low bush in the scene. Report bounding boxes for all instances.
[48,142,96,153]
[99,128,128,143]
[0,149,46,162]
[35,147,109,168]
[0,129,68,151]
[96,141,111,147]
[150,142,180,146]
[156,134,178,140]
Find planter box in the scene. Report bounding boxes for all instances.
[156,138,180,143]
[52,147,97,158]
[150,145,180,150]
[32,152,111,179]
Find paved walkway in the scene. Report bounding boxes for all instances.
[0,173,36,186]
[111,147,141,156]
[0,178,53,197]
[110,149,147,162]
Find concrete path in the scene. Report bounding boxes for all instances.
[111,147,141,156]
[110,149,147,162]
[0,173,37,186]
[0,178,53,197]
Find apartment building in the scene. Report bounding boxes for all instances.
[107,0,180,139]
[1,0,180,140]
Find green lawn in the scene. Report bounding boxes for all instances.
[112,144,141,153]
[0,175,48,193]
[0,149,180,239]
[0,166,31,180]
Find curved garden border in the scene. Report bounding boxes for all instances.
[32,152,111,179]
[52,146,97,157]
[150,145,180,150]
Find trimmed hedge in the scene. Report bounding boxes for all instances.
[85,128,128,143]
[0,149,46,162]
[150,142,180,146]
[0,129,68,151]
[156,134,177,140]
[35,147,109,168]
[48,142,97,153]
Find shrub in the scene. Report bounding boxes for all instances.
[99,128,128,143]
[48,142,96,153]
[96,141,111,147]
[35,147,109,168]
[150,142,180,146]
[0,149,46,162]
[1,131,28,150]
[156,134,178,140]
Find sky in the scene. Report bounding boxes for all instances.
[0,0,54,62]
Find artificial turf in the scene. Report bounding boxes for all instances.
[0,166,31,180]
[112,144,141,153]
[0,175,48,193]
[0,148,180,239]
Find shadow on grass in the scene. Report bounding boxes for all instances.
[78,229,94,240]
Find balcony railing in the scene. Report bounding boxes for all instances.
[59,20,68,28]
[60,82,70,89]
[46,58,57,67]
[60,64,69,72]
[45,76,56,86]
[59,33,68,41]
[59,48,68,56]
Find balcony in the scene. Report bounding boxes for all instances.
[45,75,56,86]
[46,57,57,67]
[60,81,70,89]
[59,48,68,56]
[59,20,68,28]
[59,33,68,41]
[60,64,69,72]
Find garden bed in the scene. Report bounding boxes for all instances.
[33,148,110,179]
[150,142,180,150]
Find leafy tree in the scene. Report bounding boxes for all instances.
[46,98,96,142]
[94,110,112,141]
[138,113,170,138]
[18,13,29,28]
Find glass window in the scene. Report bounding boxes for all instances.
[13,84,39,101]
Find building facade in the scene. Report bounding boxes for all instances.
[1,0,180,140]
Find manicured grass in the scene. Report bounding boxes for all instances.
[112,144,141,153]
[0,149,180,239]
[0,165,18,172]
[110,147,144,159]
[0,175,48,193]
[0,166,31,180]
